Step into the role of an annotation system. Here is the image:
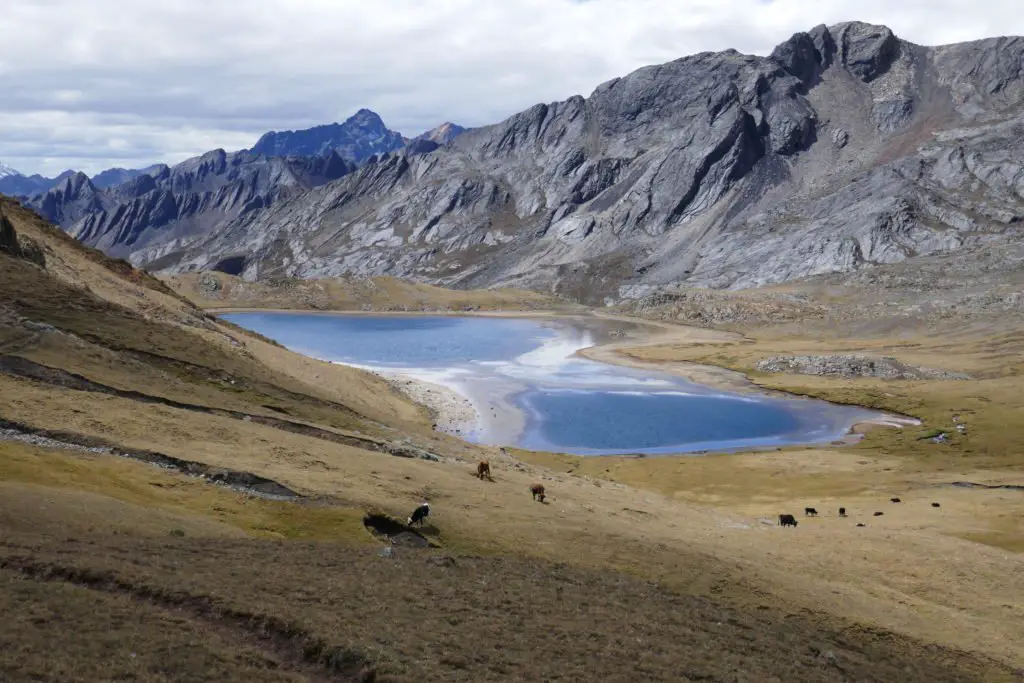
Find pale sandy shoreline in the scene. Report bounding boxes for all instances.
[216,307,919,444]
[367,369,479,437]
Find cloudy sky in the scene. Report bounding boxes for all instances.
[1,0,1021,176]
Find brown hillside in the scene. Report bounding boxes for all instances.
[0,197,1020,681]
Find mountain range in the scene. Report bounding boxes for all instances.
[21,112,465,266]
[0,162,170,198]
[19,21,1024,304]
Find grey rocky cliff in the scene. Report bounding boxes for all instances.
[51,23,1024,302]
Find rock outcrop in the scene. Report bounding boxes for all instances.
[35,23,1024,302]
[755,355,971,380]
[0,210,45,266]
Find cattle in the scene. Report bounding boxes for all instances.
[530,484,546,502]
[778,514,798,527]
[838,507,847,517]
[476,460,492,481]
[804,507,818,517]
[890,497,902,503]
[873,511,884,516]
[931,502,941,508]
[407,502,430,526]
[856,523,866,527]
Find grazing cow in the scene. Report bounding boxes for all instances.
[838,507,847,517]
[778,514,798,527]
[476,460,492,480]
[890,497,902,503]
[856,523,866,527]
[931,502,941,508]
[407,502,430,526]
[530,484,546,502]
[804,507,818,517]
[873,511,884,516]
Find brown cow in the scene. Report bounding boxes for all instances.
[530,483,546,502]
[476,460,492,481]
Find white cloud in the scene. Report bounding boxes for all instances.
[0,0,1021,176]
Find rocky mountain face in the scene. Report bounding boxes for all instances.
[145,22,1024,303]
[41,22,1024,304]
[249,109,407,163]
[28,150,356,266]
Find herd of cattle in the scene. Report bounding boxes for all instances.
[778,497,942,527]
[403,457,945,533]
[404,459,547,528]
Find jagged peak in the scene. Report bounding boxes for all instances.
[771,21,904,85]
[348,108,386,123]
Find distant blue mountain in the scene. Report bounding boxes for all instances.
[0,162,167,198]
[90,164,169,189]
[249,109,407,163]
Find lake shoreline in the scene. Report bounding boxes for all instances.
[217,308,918,451]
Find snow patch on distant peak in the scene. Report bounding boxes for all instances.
[0,161,22,179]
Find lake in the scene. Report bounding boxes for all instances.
[220,312,879,455]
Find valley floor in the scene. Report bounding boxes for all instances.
[1,202,1022,681]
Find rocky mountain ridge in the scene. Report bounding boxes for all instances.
[23,22,1024,303]
[20,110,467,268]
[29,149,357,264]
[0,163,168,198]
[138,21,1024,303]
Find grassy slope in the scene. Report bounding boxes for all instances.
[0,197,1020,680]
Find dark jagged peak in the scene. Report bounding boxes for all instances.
[770,22,904,88]
[31,171,103,227]
[830,22,901,83]
[249,109,407,163]
[55,171,96,197]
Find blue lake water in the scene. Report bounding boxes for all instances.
[221,312,879,455]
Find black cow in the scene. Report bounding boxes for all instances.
[856,523,866,527]
[931,502,941,508]
[407,502,430,526]
[838,507,847,517]
[778,514,798,527]
[890,497,902,503]
[804,507,818,517]
[873,511,884,517]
